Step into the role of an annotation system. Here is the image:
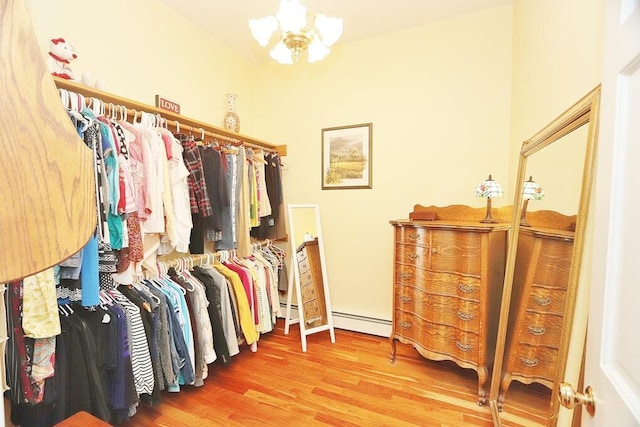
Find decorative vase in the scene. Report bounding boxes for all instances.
[223,93,240,133]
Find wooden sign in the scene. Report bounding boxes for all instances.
[155,94,180,114]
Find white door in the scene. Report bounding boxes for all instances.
[582,0,640,425]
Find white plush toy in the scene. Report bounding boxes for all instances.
[47,37,77,80]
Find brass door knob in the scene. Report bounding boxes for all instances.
[557,382,596,416]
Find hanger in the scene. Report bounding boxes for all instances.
[59,89,70,109]
[58,304,73,317]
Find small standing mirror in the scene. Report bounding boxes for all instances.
[284,203,335,351]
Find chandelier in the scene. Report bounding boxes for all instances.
[249,0,343,65]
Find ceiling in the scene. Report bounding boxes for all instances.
[156,0,513,64]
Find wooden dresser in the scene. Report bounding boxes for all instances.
[296,238,328,327]
[389,217,508,405]
[498,226,574,409]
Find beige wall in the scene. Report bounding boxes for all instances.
[254,6,514,320]
[25,0,258,134]
[507,0,604,203]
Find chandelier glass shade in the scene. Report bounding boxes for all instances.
[249,0,343,64]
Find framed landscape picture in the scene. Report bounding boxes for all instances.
[321,123,373,190]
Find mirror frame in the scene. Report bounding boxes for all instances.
[284,203,336,352]
[489,86,601,426]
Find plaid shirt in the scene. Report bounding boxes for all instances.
[177,134,212,217]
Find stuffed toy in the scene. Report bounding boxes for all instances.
[47,37,77,80]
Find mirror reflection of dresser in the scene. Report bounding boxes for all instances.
[489,86,601,427]
[498,217,576,410]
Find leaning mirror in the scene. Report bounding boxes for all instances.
[284,203,336,351]
[489,87,600,426]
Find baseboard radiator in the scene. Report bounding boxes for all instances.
[279,303,392,337]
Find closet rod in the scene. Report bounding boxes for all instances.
[157,238,275,271]
[53,77,287,156]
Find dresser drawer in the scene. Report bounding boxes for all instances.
[532,239,573,289]
[515,312,563,348]
[395,243,430,268]
[297,257,311,274]
[302,299,322,323]
[395,285,480,333]
[395,227,429,246]
[430,230,482,275]
[527,286,567,316]
[395,265,481,300]
[394,310,479,365]
[296,248,307,263]
[300,282,319,301]
[298,270,314,287]
[509,343,557,383]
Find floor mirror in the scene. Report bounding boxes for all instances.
[284,203,336,351]
[489,86,601,426]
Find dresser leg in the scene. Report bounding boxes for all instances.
[497,373,512,412]
[389,336,397,363]
[477,366,488,406]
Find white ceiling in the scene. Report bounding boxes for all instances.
[156,0,513,64]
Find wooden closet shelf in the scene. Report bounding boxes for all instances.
[53,77,287,156]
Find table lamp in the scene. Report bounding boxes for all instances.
[520,175,545,227]
[474,174,504,223]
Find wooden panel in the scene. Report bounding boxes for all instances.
[0,0,96,283]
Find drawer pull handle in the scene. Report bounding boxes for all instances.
[400,296,412,303]
[407,253,420,260]
[458,284,475,293]
[431,247,437,253]
[534,296,552,306]
[400,272,412,280]
[400,322,412,330]
[528,325,546,336]
[408,233,422,240]
[456,341,473,352]
[457,312,474,321]
[520,357,539,367]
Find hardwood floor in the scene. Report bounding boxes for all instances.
[130,320,550,427]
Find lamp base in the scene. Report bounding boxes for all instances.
[519,199,532,227]
[480,218,499,224]
[480,198,498,224]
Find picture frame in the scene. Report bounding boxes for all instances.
[321,123,373,190]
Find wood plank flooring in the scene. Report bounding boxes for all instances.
[130,320,551,427]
